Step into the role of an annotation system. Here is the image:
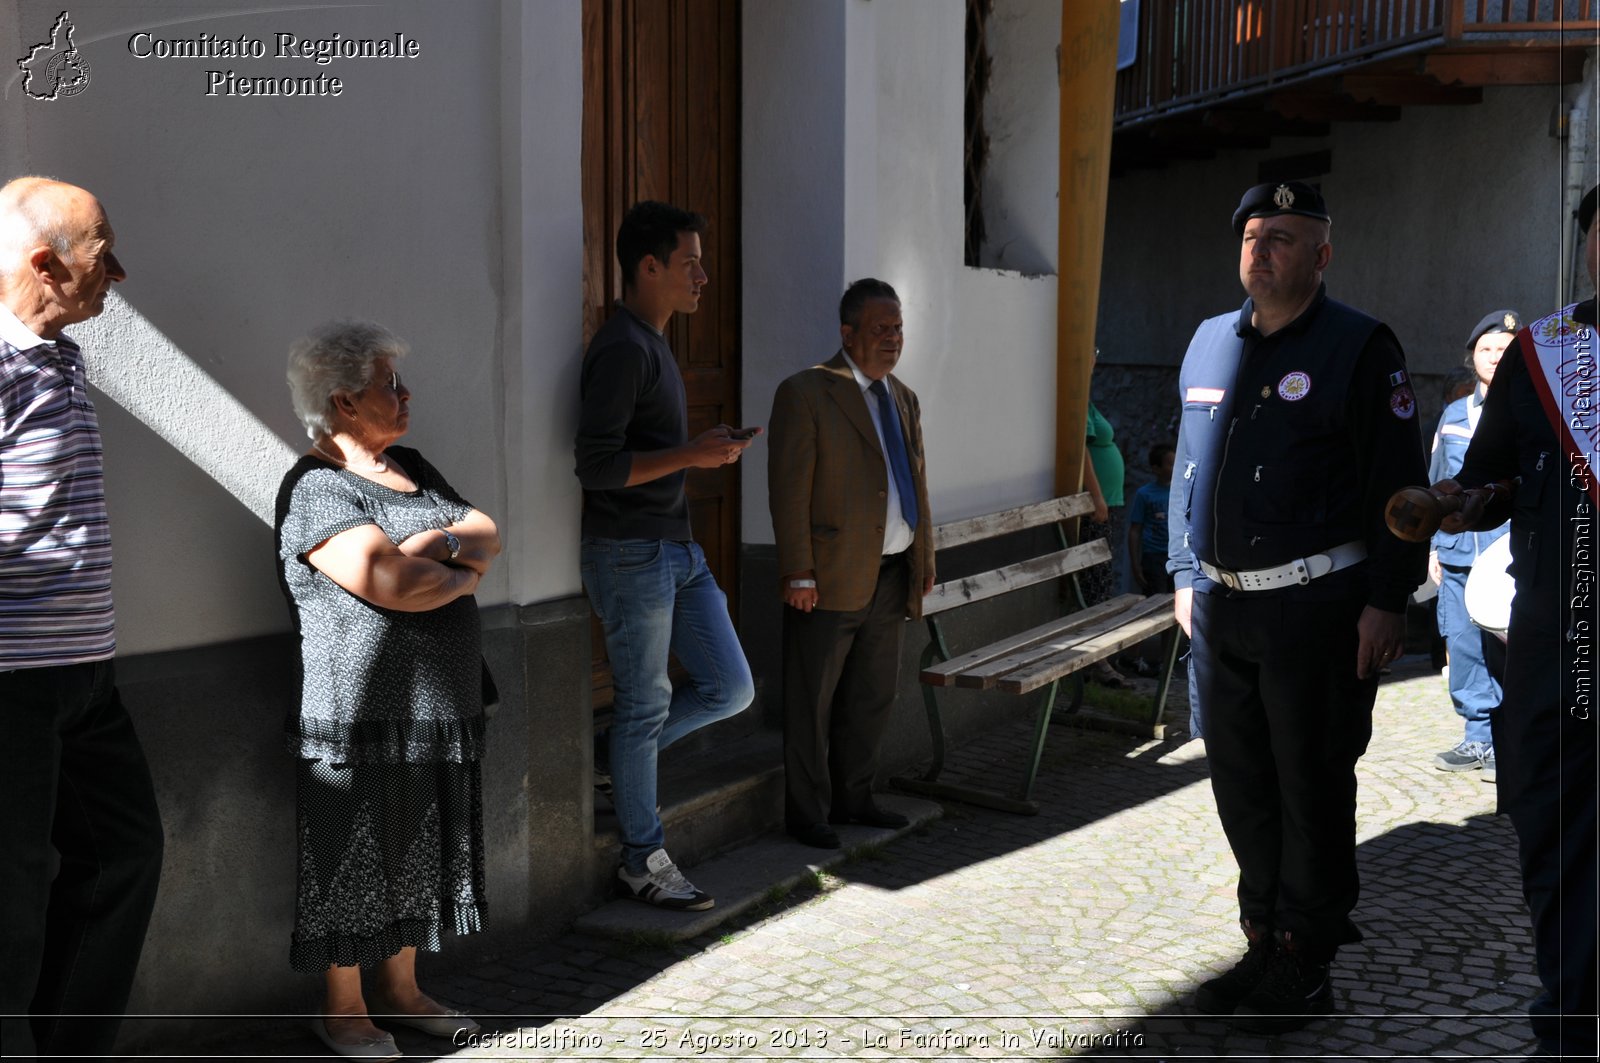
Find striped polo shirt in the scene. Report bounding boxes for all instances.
[0,302,116,669]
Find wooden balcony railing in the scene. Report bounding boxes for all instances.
[1115,0,1597,125]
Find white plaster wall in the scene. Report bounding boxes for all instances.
[740,0,849,542]
[499,1,586,612]
[2,0,584,653]
[1099,86,1575,372]
[741,0,1059,540]
[977,0,1060,275]
[872,0,1058,523]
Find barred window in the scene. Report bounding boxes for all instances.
[964,0,994,267]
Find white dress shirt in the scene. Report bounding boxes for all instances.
[840,351,915,556]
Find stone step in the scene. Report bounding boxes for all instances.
[575,792,941,942]
[588,729,786,897]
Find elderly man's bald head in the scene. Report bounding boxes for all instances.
[0,177,93,260]
[0,177,124,338]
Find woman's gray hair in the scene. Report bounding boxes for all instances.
[286,320,408,439]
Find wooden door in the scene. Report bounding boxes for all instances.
[582,0,743,708]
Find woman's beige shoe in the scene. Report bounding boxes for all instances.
[367,993,481,1039]
[310,1018,402,1061]
[374,1009,481,1038]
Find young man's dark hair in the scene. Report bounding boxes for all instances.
[838,278,900,328]
[616,201,707,290]
[1148,441,1176,467]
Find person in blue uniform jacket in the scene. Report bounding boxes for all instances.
[1426,309,1517,778]
[1430,186,1599,1061]
[1167,182,1427,1031]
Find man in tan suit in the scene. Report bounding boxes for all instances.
[768,278,935,849]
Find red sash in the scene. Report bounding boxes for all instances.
[1521,303,1600,507]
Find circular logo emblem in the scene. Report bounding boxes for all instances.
[1390,385,1417,420]
[45,50,91,98]
[1276,371,1312,401]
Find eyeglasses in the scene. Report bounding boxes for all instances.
[374,371,404,394]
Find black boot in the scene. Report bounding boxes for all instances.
[1233,930,1334,1033]
[1194,919,1275,1015]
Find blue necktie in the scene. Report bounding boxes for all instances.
[868,379,919,529]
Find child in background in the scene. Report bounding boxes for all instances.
[1128,442,1176,596]
[1123,442,1176,677]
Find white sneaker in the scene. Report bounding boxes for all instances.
[616,848,714,910]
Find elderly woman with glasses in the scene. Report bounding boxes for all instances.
[274,320,500,1060]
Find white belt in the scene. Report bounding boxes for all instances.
[1200,541,1367,592]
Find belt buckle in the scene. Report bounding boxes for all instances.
[1218,568,1240,591]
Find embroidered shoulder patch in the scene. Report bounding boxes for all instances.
[1388,370,1408,387]
[1390,385,1417,420]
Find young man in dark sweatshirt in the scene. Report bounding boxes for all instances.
[574,201,757,910]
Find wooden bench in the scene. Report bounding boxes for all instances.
[890,494,1182,815]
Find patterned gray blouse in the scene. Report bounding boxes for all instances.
[274,446,485,764]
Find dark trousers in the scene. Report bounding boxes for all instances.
[782,555,909,827]
[1191,592,1376,955]
[0,661,164,1059]
[1492,622,1598,1059]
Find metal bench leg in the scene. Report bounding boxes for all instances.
[1019,678,1061,803]
[914,633,950,783]
[1148,624,1182,728]
[892,617,1041,815]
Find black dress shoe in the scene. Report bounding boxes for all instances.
[787,822,841,849]
[830,804,909,829]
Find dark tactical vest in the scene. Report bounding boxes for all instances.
[1176,295,1385,588]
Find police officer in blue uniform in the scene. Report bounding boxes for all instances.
[1433,186,1599,1061]
[1168,182,1427,1031]
[1427,310,1517,777]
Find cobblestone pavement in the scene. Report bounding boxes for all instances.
[215,657,1543,1060]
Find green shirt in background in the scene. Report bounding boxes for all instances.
[1085,402,1125,507]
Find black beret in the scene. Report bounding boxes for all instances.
[1231,181,1331,236]
[1466,309,1521,350]
[1580,185,1598,235]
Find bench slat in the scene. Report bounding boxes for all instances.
[953,595,1166,689]
[932,494,1096,550]
[920,594,1146,686]
[997,595,1178,695]
[921,539,1111,617]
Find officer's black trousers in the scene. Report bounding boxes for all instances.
[1492,615,1598,1059]
[1192,591,1376,956]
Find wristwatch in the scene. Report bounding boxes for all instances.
[442,530,462,561]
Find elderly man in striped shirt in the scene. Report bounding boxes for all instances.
[0,177,164,1059]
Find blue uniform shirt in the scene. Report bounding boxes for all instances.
[1428,390,1509,565]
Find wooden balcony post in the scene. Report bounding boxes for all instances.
[1055,0,1119,500]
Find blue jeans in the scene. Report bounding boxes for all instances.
[580,538,754,873]
[1437,564,1500,745]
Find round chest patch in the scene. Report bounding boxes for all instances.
[1277,371,1312,401]
[1390,385,1417,420]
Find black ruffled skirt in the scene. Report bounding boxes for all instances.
[290,757,486,972]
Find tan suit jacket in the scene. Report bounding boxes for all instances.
[768,351,935,619]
